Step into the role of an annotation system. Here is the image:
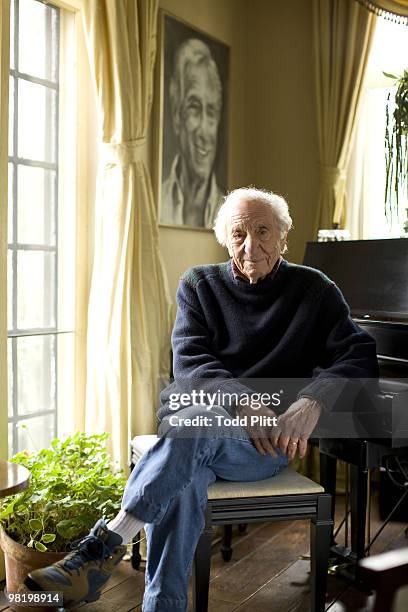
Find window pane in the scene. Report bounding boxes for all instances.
[7,249,13,331]
[8,163,13,243]
[7,0,65,459]
[18,80,57,163]
[8,76,14,156]
[17,335,56,416]
[18,0,59,82]
[8,339,14,418]
[17,414,55,454]
[18,166,56,245]
[17,250,56,329]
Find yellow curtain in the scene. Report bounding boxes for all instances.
[81,0,172,470]
[313,0,376,232]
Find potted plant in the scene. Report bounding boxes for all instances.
[0,432,125,609]
[384,69,408,226]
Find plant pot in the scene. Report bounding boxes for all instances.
[0,526,66,612]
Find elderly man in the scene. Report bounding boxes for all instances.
[161,38,224,228]
[26,188,378,610]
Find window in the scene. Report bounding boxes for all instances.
[346,18,408,239]
[7,0,77,455]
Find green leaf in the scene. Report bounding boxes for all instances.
[29,519,42,531]
[56,519,80,539]
[0,498,16,519]
[41,533,56,543]
[81,514,98,529]
[383,71,398,80]
[29,493,45,503]
[34,541,47,552]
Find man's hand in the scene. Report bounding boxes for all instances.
[271,397,322,460]
[238,404,279,457]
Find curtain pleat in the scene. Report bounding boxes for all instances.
[81,0,172,469]
[314,0,376,232]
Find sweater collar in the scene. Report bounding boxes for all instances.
[231,257,282,284]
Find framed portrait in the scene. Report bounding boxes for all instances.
[156,12,230,230]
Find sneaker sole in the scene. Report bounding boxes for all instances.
[24,577,44,592]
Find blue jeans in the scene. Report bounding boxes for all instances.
[121,406,288,612]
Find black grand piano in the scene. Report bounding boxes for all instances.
[303,238,408,564]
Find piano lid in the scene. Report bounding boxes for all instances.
[303,238,408,322]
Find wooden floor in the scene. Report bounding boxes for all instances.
[1,492,407,612]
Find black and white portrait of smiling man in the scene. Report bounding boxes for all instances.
[160,13,229,229]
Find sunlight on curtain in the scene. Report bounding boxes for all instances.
[346,18,408,238]
[81,0,172,470]
[313,0,376,233]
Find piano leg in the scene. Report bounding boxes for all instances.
[319,452,337,545]
[350,464,368,560]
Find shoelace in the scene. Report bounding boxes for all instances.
[61,535,112,574]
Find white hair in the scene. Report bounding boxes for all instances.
[170,39,222,124]
[213,187,293,253]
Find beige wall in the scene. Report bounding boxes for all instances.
[243,0,319,264]
[156,0,319,300]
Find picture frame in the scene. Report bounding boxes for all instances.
[155,11,230,231]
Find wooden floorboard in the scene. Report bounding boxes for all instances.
[1,490,407,612]
[209,520,288,579]
[203,520,311,606]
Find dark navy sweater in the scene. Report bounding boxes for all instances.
[157,259,379,420]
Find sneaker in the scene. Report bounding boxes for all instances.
[24,519,127,608]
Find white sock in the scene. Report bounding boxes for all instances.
[106,509,145,544]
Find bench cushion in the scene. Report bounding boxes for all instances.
[208,468,323,499]
[130,434,323,498]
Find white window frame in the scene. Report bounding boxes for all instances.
[0,0,97,457]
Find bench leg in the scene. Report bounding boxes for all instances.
[131,532,142,570]
[193,507,212,612]
[319,451,337,546]
[221,525,233,561]
[311,494,333,612]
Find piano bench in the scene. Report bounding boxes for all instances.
[130,434,333,612]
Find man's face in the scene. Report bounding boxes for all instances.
[227,199,285,284]
[177,63,221,182]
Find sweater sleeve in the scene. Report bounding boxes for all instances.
[297,283,379,410]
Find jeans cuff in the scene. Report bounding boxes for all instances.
[122,494,168,524]
[142,594,187,611]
